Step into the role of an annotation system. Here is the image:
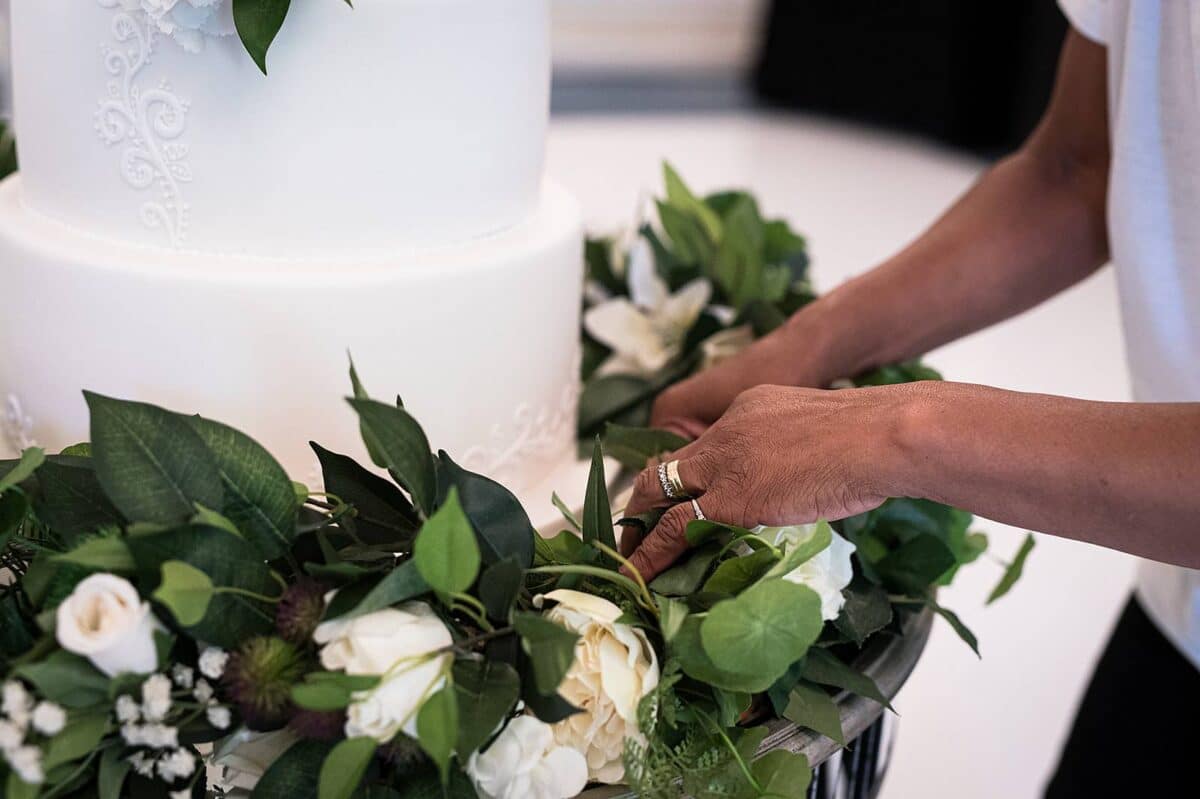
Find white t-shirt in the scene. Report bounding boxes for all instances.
[1059,0,1200,669]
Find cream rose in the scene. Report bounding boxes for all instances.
[540,589,659,784]
[313,601,452,742]
[55,574,162,677]
[756,524,857,621]
[467,715,588,799]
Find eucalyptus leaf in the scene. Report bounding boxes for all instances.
[875,535,957,595]
[701,548,777,596]
[85,392,223,525]
[648,541,723,596]
[318,736,376,799]
[700,580,823,682]
[413,487,480,595]
[928,597,980,657]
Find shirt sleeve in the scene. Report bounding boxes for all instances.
[1058,0,1110,45]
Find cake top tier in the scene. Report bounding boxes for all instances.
[9,0,550,257]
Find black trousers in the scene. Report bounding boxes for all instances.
[1045,596,1200,798]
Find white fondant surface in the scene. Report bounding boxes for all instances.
[9,0,549,254]
[0,175,584,509]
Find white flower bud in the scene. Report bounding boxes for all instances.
[30,703,66,737]
[141,674,173,722]
[198,648,228,680]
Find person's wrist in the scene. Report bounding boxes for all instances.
[777,301,847,387]
[869,380,948,501]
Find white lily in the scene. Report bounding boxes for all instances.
[584,237,711,377]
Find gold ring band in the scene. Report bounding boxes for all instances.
[665,460,689,499]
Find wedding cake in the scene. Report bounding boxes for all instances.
[0,0,584,509]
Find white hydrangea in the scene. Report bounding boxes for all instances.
[141,674,173,722]
[115,695,142,724]
[5,745,44,785]
[2,681,32,727]
[117,0,237,54]
[198,648,228,680]
[30,703,66,737]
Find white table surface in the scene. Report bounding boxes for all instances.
[547,112,1137,799]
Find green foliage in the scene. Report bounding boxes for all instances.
[32,456,124,544]
[233,0,293,74]
[802,647,893,710]
[413,488,480,595]
[153,560,215,625]
[514,613,580,696]
[318,737,377,799]
[581,438,617,552]
[416,687,457,782]
[347,398,438,517]
[988,534,1036,604]
[54,532,134,573]
[312,442,419,545]
[254,739,335,799]
[452,658,520,756]
[701,581,824,687]
[322,560,429,621]
[436,451,534,569]
[14,651,110,708]
[0,447,44,493]
[603,424,689,471]
[782,681,845,745]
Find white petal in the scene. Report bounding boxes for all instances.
[583,300,666,367]
[539,746,589,798]
[661,278,712,332]
[625,238,667,310]
[543,590,623,625]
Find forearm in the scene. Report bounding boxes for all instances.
[881,382,1200,568]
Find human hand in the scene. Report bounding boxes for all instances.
[622,383,913,580]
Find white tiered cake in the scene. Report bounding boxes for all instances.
[0,0,584,512]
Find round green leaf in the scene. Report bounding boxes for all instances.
[700,580,823,682]
[413,488,480,595]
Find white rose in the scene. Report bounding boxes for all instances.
[756,524,857,621]
[313,601,453,742]
[468,715,588,799]
[120,0,235,53]
[55,574,163,678]
[541,589,660,784]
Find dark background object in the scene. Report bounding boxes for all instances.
[754,0,1068,156]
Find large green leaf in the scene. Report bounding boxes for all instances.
[700,580,823,682]
[0,491,27,549]
[752,749,812,798]
[478,556,523,622]
[514,613,579,696]
[783,681,845,745]
[672,616,775,693]
[153,560,215,626]
[232,0,292,75]
[437,452,534,569]
[577,374,654,437]
[927,597,980,657]
[453,659,520,756]
[186,415,298,560]
[318,737,376,799]
[15,651,110,708]
[701,548,778,596]
[802,647,892,709]
[347,398,437,516]
[98,747,131,799]
[581,438,616,552]
[413,488,480,595]
[0,447,44,492]
[711,195,765,309]
[33,456,124,543]
[657,201,716,266]
[833,575,893,646]
[987,534,1035,604]
[43,711,107,770]
[85,393,223,525]
[128,524,275,647]
[54,534,135,573]
[602,424,689,471]
[253,739,334,799]
[875,535,958,595]
[312,442,420,545]
[663,162,723,241]
[322,559,429,621]
[648,541,724,596]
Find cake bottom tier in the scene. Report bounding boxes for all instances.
[0,175,585,514]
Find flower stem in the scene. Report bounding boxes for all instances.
[215,586,284,604]
[589,541,658,614]
[529,565,657,614]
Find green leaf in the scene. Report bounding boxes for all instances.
[312,442,420,546]
[602,424,690,471]
[98,746,132,799]
[581,438,616,552]
[478,556,523,622]
[672,616,775,693]
[128,524,276,647]
[550,492,582,532]
[783,681,845,745]
[322,559,429,621]
[656,595,688,643]
[15,650,109,707]
[763,520,834,580]
[752,749,812,797]
[190,504,242,537]
[514,613,579,696]
[452,658,520,755]
[255,739,334,799]
[534,529,585,566]
[928,597,980,657]
[711,195,766,309]
[648,541,724,596]
[232,0,292,75]
[437,452,534,569]
[43,711,107,770]
[6,770,39,799]
[0,447,44,492]
[701,548,778,596]
[186,415,298,560]
[833,575,893,646]
[656,200,716,266]
[663,162,723,241]
[347,398,438,517]
[987,534,1035,604]
[318,736,376,799]
[153,560,216,626]
[802,647,892,710]
[291,672,380,711]
[413,487,480,595]
[0,490,28,548]
[32,456,124,543]
[54,534,135,573]
[700,580,823,682]
[577,374,655,437]
[85,392,223,525]
[875,535,957,595]
[417,687,458,783]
